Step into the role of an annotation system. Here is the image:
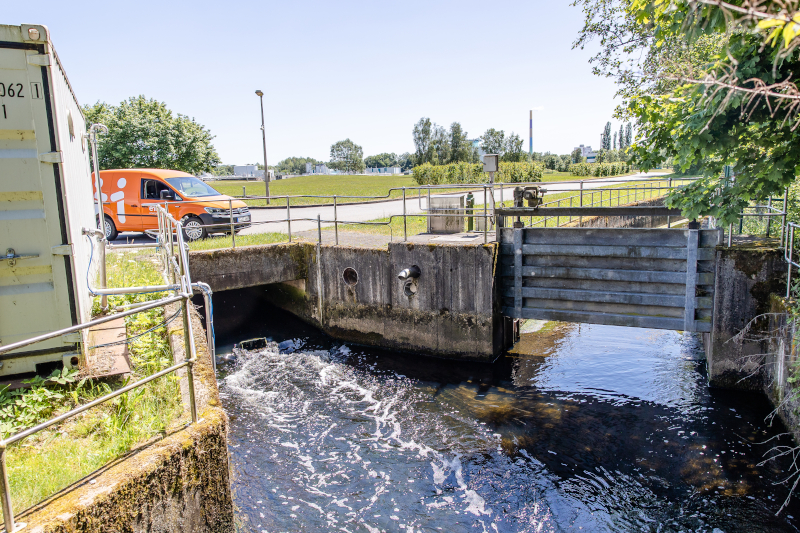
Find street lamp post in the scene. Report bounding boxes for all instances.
[255,90,270,204]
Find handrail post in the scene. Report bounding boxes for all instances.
[767,197,773,238]
[182,294,198,424]
[229,199,235,249]
[318,214,322,244]
[579,180,583,226]
[334,195,339,246]
[782,188,789,247]
[787,225,795,298]
[0,444,19,533]
[483,185,488,243]
[287,196,292,243]
[403,187,407,242]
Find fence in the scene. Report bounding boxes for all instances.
[0,207,203,532]
[158,176,701,249]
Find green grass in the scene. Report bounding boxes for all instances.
[4,251,186,517]
[188,231,295,251]
[204,172,646,207]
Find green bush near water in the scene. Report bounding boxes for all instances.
[568,162,631,177]
[412,161,543,185]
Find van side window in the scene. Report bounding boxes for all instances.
[142,179,173,200]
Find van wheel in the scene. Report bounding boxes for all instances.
[182,216,207,241]
[103,215,118,241]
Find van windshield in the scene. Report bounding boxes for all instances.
[165,177,221,197]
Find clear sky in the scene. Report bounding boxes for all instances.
[5,1,620,165]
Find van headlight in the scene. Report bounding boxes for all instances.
[204,207,227,217]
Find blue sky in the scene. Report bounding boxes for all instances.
[6,1,620,165]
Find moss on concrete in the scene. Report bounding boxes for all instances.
[19,304,233,532]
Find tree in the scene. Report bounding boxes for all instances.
[571,147,583,164]
[276,156,320,175]
[83,96,220,174]
[364,153,398,168]
[481,128,506,155]
[618,124,625,149]
[412,118,433,166]
[503,133,526,162]
[602,122,612,150]
[625,123,632,149]
[398,152,414,171]
[329,139,365,174]
[613,131,618,150]
[623,0,800,223]
[431,124,451,165]
[449,122,473,163]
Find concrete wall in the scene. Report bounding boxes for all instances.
[21,304,234,532]
[704,238,786,389]
[762,300,800,441]
[190,241,508,361]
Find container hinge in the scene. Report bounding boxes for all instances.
[27,54,51,67]
[3,248,38,267]
[61,333,82,344]
[51,244,73,256]
[38,151,62,164]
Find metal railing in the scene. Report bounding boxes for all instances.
[0,208,201,532]
[157,176,694,250]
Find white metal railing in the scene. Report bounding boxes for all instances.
[0,208,204,532]
[156,176,692,249]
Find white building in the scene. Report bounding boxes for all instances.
[573,144,597,163]
[366,167,401,175]
[234,165,263,177]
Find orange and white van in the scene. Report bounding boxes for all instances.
[92,169,251,241]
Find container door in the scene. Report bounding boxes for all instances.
[0,37,77,372]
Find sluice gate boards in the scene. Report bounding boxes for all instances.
[498,227,722,332]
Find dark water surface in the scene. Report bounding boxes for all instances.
[209,288,800,532]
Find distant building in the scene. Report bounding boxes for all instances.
[366,167,401,175]
[234,165,259,177]
[573,144,597,163]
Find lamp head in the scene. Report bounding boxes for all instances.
[255,90,264,97]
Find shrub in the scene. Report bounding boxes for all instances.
[412,162,543,185]
[567,162,630,177]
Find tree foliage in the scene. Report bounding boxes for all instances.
[412,118,478,166]
[364,152,399,168]
[329,139,365,174]
[83,96,220,174]
[275,156,320,175]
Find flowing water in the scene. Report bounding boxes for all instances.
[210,288,800,532]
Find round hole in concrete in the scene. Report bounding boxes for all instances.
[403,279,418,297]
[70,356,80,367]
[342,267,359,287]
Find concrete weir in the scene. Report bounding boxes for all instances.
[190,241,512,360]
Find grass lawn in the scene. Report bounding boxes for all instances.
[204,172,647,207]
[4,251,187,517]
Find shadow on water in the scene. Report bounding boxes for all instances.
[202,286,800,532]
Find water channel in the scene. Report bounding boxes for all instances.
[210,287,800,532]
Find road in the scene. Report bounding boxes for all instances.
[109,171,669,243]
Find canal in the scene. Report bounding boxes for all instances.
[210,287,800,532]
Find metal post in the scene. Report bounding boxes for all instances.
[787,225,795,297]
[242,186,246,197]
[182,296,198,424]
[0,445,19,533]
[334,195,339,246]
[89,124,109,310]
[229,199,235,249]
[403,187,407,242]
[427,187,431,214]
[767,197,773,238]
[579,180,583,226]
[782,187,789,247]
[500,182,504,207]
[318,214,322,244]
[483,186,488,243]
[728,223,733,247]
[255,90,270,204]
[287,196,292,242]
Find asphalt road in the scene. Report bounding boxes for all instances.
[109,171,669,243]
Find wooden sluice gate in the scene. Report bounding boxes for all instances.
[497,224,722,333]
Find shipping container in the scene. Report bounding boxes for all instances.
[0,24,94,376]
